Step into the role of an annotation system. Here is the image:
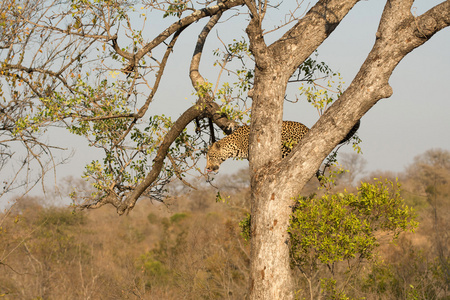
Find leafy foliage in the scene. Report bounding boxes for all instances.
[294,52,345,116]
[239,213,251,242]
[210,39,253,123]
[288,179,418,298]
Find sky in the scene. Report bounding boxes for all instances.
[313,0,450,173]
[147,0,450,176]
[4,0,450,201]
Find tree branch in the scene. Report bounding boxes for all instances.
[121,0,245,72]
[271,0,360,73]
[114,26,187,146]
[113,9,243,213]
[244,0,269,69]
[274,0,450,199]
[116,104,203,214]
[190,11,223,87]
[413,1,450,39]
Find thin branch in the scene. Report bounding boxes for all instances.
[263,1,308,36]
[122,0,245,72]
[167,153,197,190]
[22,18,112,41]
[113,26,187,147]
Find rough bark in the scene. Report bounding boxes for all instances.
[246,0,450,299]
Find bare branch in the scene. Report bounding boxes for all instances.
[122,0,246,72]
[113,26,187,146]
[271,0,360,73]
[190,13,223,87]
[167,153,197,190]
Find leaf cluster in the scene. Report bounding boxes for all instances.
[82,115,189,189]
[288,179,418,274]
[162,0,188,18]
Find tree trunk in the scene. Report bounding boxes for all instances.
[248,65,295,298]
[247,1,450,298]
[246,1,362,297]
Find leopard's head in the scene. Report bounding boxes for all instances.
[206,142,227,172]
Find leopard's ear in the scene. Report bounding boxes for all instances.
[212,142,221,150]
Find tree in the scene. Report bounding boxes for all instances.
[1,0,450,298]
[404,149,450,288]
[0,0,70,200]
[245,2,449,298]
[339,152,367,186]
[288,179,417,299]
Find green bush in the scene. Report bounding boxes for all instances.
[289,179,417,271]
[147,212,159,224]
[137,252,170,286]
[288,179,417,298]
[169,212,189,223]
[37,207,85,227]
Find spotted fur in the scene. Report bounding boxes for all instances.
[206,121,309,172]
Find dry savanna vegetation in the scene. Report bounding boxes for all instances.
[1,149,448,299]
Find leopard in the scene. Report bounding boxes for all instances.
[206,121,309,172]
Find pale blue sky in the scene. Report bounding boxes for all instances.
[8,0,450,200]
